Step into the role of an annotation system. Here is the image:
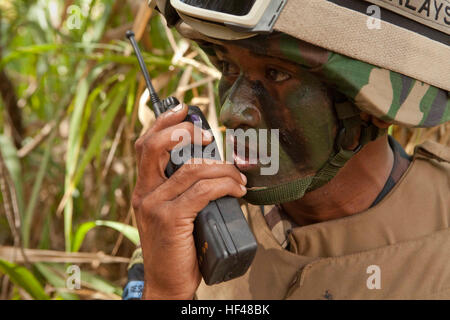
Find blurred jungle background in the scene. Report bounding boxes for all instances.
[0,0,448,300]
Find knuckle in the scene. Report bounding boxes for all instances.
[136,130,164,154]
[140,196,162,219]
[174,163,199,182]
[134,127,156,150]
[181,163,200,176]
[140,135,159,155]
[148,203,172,228]
[192,180,209,197]
[131,193,142,211]
[168,172,182,186]
[134,138,143,153]
[141,197,153,212]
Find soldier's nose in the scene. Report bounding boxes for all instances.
[219,77,261,129]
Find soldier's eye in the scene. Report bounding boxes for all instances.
[221,61,239,76]
[266,67,291,82]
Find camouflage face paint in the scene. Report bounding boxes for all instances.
[248,75,336,188]
[217,50,337,189]
[251,79,310,167]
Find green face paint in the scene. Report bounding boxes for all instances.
[218,63,337,190]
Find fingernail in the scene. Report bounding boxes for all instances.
[240,173,247,185]
[202,130,213,140]
[240,184,247,193]
[170,104,183,113]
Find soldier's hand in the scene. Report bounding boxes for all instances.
[132,104,247,300]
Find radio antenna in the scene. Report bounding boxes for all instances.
[126,30,164,117]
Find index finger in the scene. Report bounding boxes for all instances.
[149,103,189,135]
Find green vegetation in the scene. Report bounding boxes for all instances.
[0,0,219,299]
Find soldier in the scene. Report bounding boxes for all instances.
[124,0,450,300]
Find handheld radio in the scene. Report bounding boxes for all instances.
[126,31,257,285]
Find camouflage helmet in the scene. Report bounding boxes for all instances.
[154,0,450,128]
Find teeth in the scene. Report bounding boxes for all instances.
[233,150,258,165]
[234,153,247,165]
[227,133,258,165]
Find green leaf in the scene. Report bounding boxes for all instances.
[72,219,139,253]
[64,77,90,252]
[80,269,123,297]
[0,135,25,223]
[0,43,61,71]
[23,131,56,248]
[76,53,171,66]
[71,78,131,187]
[126,76,137,117]
[72,221,96,252]
[95,220,139,245]
[0,259,50,300]
[0,42,130,71]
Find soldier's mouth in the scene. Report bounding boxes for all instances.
[228,135,259,171]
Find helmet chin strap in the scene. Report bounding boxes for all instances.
[244,100,386,205]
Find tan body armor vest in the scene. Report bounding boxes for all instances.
[196,141,450,299]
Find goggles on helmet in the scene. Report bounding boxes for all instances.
[156,0,287,34]
[152,0,449,92]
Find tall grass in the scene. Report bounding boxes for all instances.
[0,0,218,299]
[0,0,448,300]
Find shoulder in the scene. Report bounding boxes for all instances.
[413,140,450,165]
[412,140,450,182]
